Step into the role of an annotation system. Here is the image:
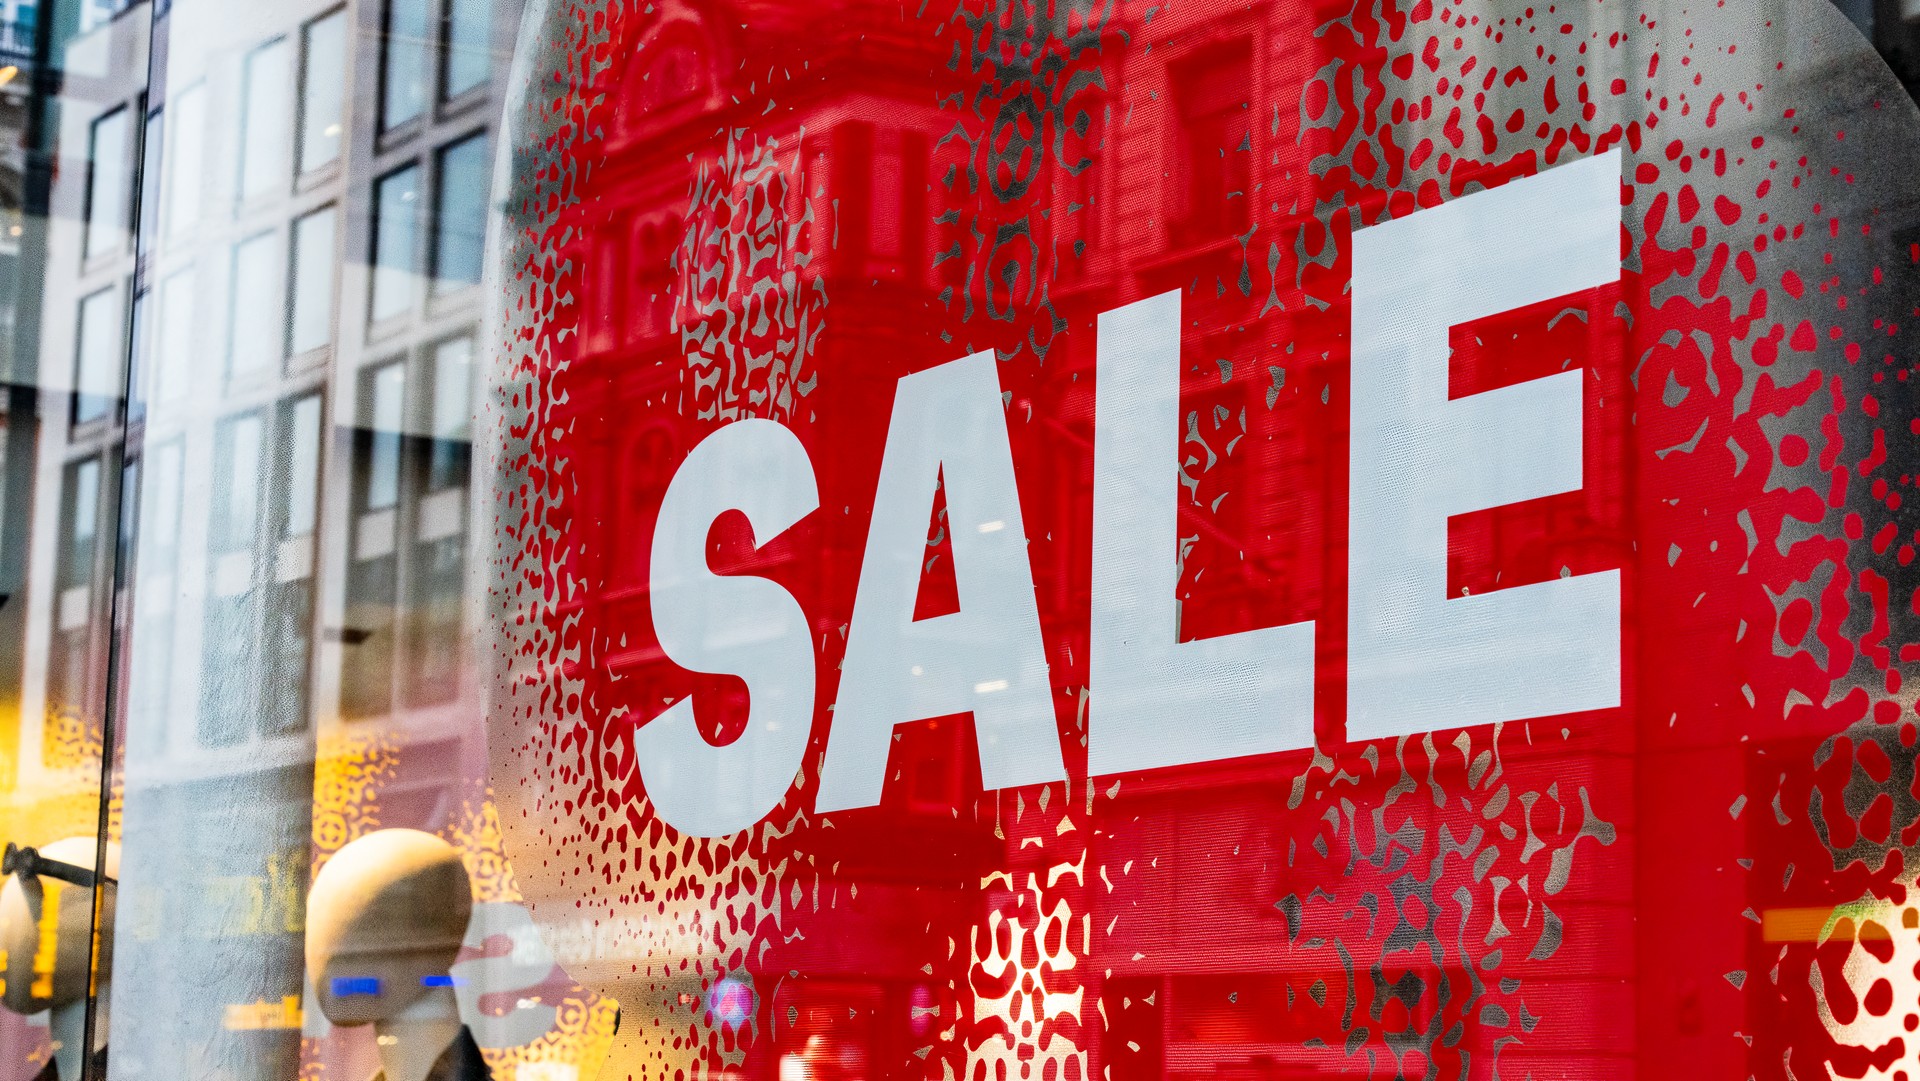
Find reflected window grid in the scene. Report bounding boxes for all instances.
[84,107,130,261]
[226,230,281,380]
[72,285,122,427]
[238,38,293,205]
[297,8,346,177]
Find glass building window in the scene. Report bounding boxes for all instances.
[73,287,122,425]
[289,206,336,355]
[444,0,489,99]
[228,232,280,377]
[432,133,486,293]
[238,38,292,202]
[381,0,430,130]
[84,107,130,260]
[298,10,346,175]
[370,164,420,321]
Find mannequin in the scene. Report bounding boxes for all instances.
[0,836,120,1081]
[305,829,488,1081]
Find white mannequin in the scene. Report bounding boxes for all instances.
[305,829,477,1081]
[0,837,120,1081]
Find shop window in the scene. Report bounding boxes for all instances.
[289,205,336,355]
[371,164,421,322]
[227,231,280,378]
[431,133,486,294]
[238,38,292,203]
[298,9,346,176]
[84,106,130,260]
[443,0,488,100]
[73,286,122,426]
[381,0,431,130]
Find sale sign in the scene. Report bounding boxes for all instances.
[482,0,1920,1078]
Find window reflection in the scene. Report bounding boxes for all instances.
[297,9,345,176]
[226,231,280,378]
[431,132,484,294]
[381,0,430,130]
[370,164,420,322]
[239,38,292,204]
[342,360,404,719]
[164,85,204,238]
[84,107,129,261]
[200,410,262,747]
[443,0,488,99]
[72,286,121,425]
[288,204,336,355]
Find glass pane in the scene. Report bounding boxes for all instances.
[165,84,204,237]
[432,132,485,293]
[84,106,129,259]
[285,393,321,537]
[426,334,470,490]
[137,106,162,254]
[199,411,263,748]
[73,286,122,424]
[365,360,404,511]
[50,4,1920,1081]
[238,38,292,202]
[380,0,429,130]
[212,412,261,554]
[444,0,489,99]
[289,205,335,354]
[297,9,345,175]
[127,440,181,758]
[227,231,280,376]
[155,267,195,403]
[370,164,419,321]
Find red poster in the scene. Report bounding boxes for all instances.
[482,2,1920,1077]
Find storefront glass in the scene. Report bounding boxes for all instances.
[0,1,1914,1079]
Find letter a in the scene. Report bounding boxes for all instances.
[817,352,1067,813]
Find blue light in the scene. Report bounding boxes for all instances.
[331,977,381,997]
[706,979,753,1025]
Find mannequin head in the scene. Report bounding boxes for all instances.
[0,836,119,1016]
[304,829,473,1027]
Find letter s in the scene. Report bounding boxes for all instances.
[639,419,818,837]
